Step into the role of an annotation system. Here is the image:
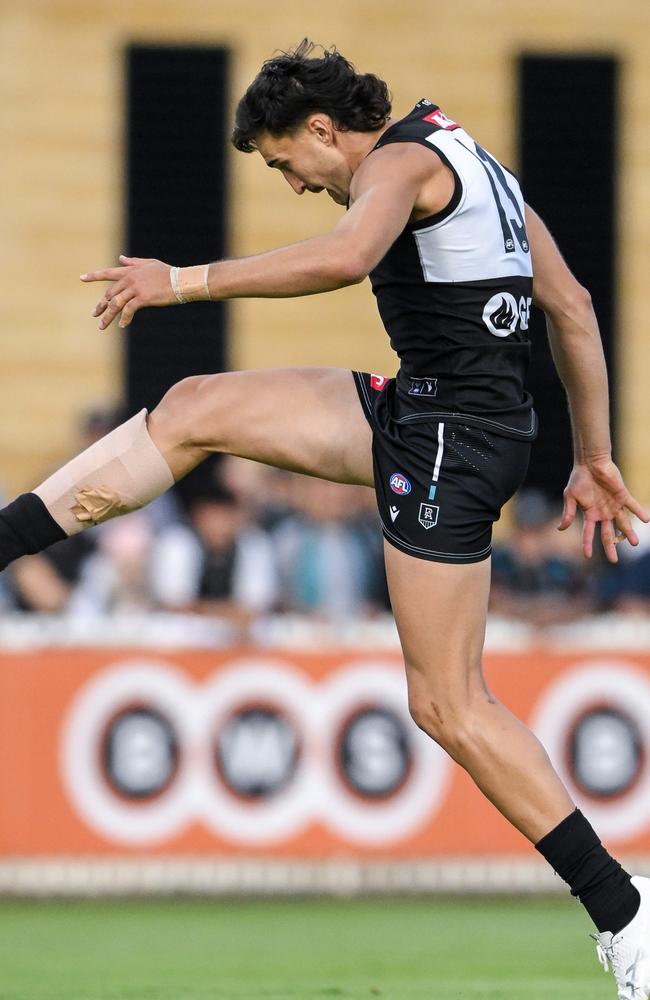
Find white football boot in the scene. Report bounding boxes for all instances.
[594,876,650,999]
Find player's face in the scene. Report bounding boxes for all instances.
[256,118,352,206]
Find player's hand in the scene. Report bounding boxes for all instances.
[559,457,649,563]
[80,256,174,330]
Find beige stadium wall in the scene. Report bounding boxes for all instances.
[0,0,648,500]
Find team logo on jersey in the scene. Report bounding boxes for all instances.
[422,108,459,131]
[408,376,438,397]
[370,374,389,391]
[482,292,532,338]
[389,473,411,496]
[418,503,439,529]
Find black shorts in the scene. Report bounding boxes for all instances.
[353,371,532,564]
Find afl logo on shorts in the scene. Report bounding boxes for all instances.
[389,473,411,496]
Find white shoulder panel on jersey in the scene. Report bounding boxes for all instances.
[412,128,533,284]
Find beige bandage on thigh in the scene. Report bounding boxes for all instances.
[33,409,175,535]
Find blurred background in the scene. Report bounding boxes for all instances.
[0,0,649,905]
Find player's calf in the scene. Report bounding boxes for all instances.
[0,409,174,571]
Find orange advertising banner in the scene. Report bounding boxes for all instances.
[0,647,649,857]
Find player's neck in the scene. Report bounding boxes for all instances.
[343,118,394,173]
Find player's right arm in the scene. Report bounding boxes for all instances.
[80,143,445,330]
[525,203,648,562]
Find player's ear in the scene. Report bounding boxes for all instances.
[306,114,334,145]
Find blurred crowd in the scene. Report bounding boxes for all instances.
[0,407,648,635]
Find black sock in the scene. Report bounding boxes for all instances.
[535,808,640,934]
[0,493,67,571]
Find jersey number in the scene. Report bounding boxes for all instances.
[474,143,529,255]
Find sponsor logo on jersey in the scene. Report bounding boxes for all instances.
[389,506,400,522]
[407,376,438,397]
[370,373,389,391]
[422,108,459,131]
[389,473,411,496]
[482,292,532,338]
[419,503,439,529]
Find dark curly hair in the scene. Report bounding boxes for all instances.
[232,39,392,152]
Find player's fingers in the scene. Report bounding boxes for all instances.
[600,518,619,565]
[93,290,118,317]
[92,279,129,317]
[623,494,650,524]
[118,255,153,265]
[97,309,118,330]
[614,508,638,547]
[582,515,596,559]
[109,290,135,313]
[80,267,127,283]
[118,298,141,328]
[558,493,577,531]
[98,289,136,330]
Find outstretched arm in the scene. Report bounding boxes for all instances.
[525,203,648,563]
[81,143,439,329]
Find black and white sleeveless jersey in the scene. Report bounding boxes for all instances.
[368,100,536,439]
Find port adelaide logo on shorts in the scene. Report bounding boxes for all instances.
[389,473,412,496]
[418,503,439,529]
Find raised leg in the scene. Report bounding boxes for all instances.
[147,366,373,485]
[0,367,373,569]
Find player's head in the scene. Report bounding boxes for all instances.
[232,40,391,204]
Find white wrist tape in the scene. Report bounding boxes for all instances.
[170,266,184,303]
[33,409,175,535]
[169,264,211,304]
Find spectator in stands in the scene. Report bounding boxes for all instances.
[150,482,278,630]
[344,483,391,613]
[66,511,156,616]
[490,488,596,626]
[271,477,387,618]
[220,455,296,530]
[597,510,650,614]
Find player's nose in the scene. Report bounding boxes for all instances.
[284,174,306,195]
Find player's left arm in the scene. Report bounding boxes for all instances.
[81,144,438,330]
[525,202,648,563]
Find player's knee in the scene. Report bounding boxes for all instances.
[151,375,201,445]
[408,687,481,760]
[152,373,230,451]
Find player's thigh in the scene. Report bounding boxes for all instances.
[384,539,492,719]
[152,366,373,486]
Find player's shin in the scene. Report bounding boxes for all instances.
[0,409,174,571]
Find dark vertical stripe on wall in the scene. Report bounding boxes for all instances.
[518,55,618,497]
[124,45,229,414]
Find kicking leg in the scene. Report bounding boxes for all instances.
[0,367,373,569]
[146,366,373,484]
[384,539,641,943]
